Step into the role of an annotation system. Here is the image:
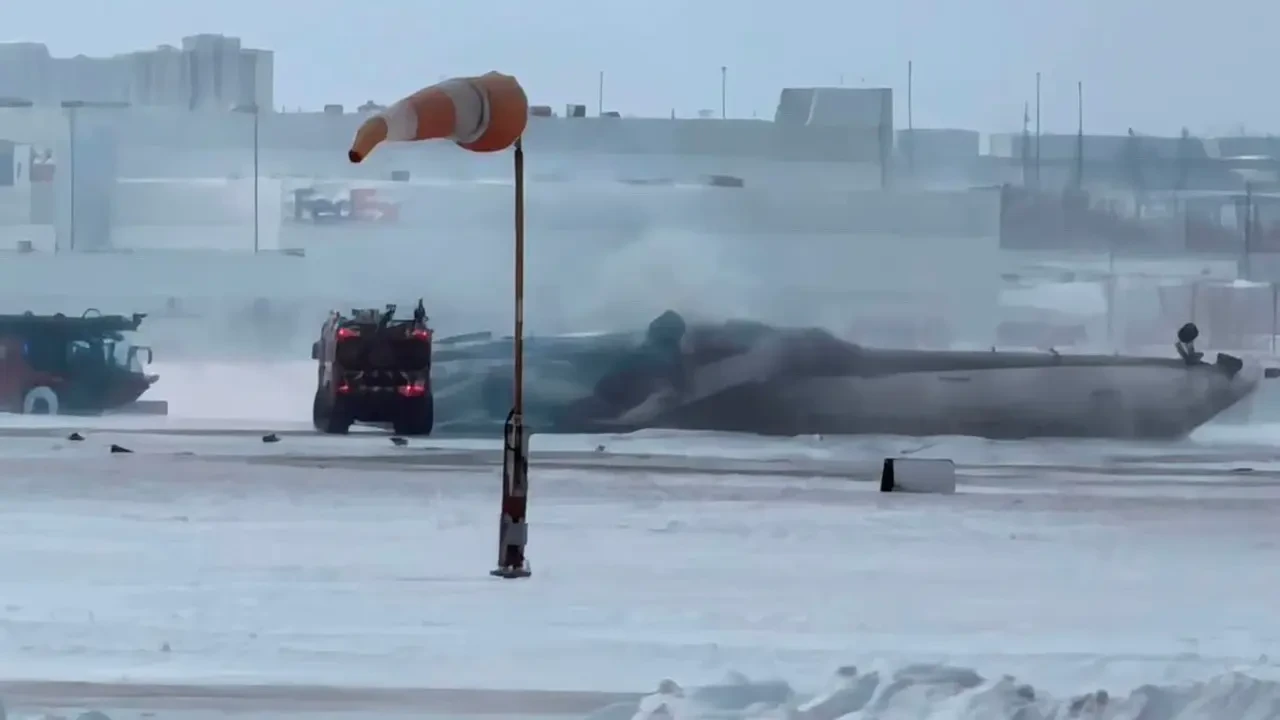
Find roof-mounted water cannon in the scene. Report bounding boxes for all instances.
[379,303,397,330]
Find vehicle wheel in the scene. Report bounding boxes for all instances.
[22,386,60,415]
[392,394,434,436]
[312,387,352,434]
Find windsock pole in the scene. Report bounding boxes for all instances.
[344,72,533,579]
[492,137,531,579]
[513,138,526,418]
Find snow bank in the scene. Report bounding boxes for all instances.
[1,668,1277,720]
[584,664,1280,720]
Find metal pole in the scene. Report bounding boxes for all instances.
[68,106,76,253]
[512,139,524,416]
[1272,282,1277,355]
[253,107,260,254]
[1106,249,1115,347]
[493,137,530,580]
[597,71,604,116]
[1075,81,1084,187]
[1021,102,1030,186]
[1244,182,1254,280]
[720,66,727,119]
[906,60,914,176]
[1034,72,1041,189]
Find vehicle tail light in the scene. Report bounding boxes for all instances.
[410,328,431,341]
[398,379,427,397]
[336,327,360,341]
[336,382,352,394]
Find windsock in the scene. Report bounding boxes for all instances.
[348,72,528,163]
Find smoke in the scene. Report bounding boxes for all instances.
[149,359,314,422]
[556,226,759,332]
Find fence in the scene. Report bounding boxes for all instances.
[1155,280,1280,353]
[999,185,1280,259]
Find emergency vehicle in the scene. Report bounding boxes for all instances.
[311,300,434,435]
[0,309,162,415]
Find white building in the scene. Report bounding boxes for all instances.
[0,34,273,111]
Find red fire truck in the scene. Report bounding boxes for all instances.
[0,309,163,415]
[311,300,433,435]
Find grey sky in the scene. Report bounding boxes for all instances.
[12,0,1274,136]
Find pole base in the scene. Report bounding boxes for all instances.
[490,566,532,579]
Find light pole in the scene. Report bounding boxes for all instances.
[906,60,914,177]
[1074,81,1084,188]
[253,107,259,254]
[720,66,727,118]
[1034,71,1042,189]
[60,100,81,253]
[234,103,261,253]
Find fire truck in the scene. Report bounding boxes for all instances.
[311,300,434,435]
[0,309,163,415]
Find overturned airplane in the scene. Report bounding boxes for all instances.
[431,315,1261,440]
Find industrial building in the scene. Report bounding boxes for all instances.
[0,34,272,111]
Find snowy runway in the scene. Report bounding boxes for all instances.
[0,422,1278,718]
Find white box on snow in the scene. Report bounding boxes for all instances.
[879,457,957,494]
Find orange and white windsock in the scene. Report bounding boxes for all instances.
[348,72,529,163]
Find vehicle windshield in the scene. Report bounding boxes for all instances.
[70,334,148,373]
[107,339,142,372]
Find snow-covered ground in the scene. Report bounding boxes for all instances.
[1,362,1279,718]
